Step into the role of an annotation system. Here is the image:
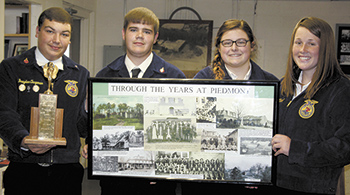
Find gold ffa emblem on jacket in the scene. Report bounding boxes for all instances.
[299,99,318,119]
[65,80,78,97]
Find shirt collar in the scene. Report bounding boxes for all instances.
[35,48,64,70]
[294,71,311,98]
[225,62,252,80]
[125,53,153,78]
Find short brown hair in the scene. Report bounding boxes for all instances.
[123,7,159,35]
[38,7,73,30]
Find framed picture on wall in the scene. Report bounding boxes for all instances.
[336,24,350,74]
[88,78,278,187]
[153,19,213,78]
[13,44,28,56]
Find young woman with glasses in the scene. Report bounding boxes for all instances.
[194,19,277,81]
[183,20,278,195]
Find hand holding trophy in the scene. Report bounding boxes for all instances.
[24,62,66,145]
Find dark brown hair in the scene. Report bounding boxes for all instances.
[281,17,345,99]
[38,7,73,30]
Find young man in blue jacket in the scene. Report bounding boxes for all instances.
[96,7,185,79]
[0,7,89,195]
[95,7,186,195]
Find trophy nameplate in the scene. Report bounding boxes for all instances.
[24,62,66,145]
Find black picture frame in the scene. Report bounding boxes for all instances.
[336,24,350,74]
[153,19,213,78]
[88,78,278,187]
[13,43,28,56]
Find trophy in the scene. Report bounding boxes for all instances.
[24,62,66,145]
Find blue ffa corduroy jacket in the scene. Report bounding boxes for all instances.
[0,47,89,164]
[96,52,186,79]
[277,76,350,194]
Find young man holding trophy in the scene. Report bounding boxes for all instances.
[0,7,89,195]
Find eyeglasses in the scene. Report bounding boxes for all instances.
[220,39,250,47]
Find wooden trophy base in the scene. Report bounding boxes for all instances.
[25,107,66,146]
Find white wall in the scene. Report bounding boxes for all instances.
[2,0,350,77]
[253,0,350,78]
[93,0,350,79]
[4,0,349,78]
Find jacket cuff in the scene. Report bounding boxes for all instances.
[12,130,31,158]
[288,139,307,165]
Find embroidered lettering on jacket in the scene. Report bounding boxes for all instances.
[18,79,43,92]
[299,99,318,119]
[65,80,78,97]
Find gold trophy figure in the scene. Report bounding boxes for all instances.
[43,62,59,94]
[24,62,66,145]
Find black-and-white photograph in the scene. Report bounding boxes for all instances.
[341,29,350,41]
[144,95,200,151]
[155,151,225,180]
[129,130,144,148]
[144,96,196,117]
[216,97,274,129]
[340,42,350,53]
[93,128,132,151]
[240,137,272,156]
[117,151,154,175]
[188,152,225,180]
[225,154,271,183]
[340,55,350,65]
[196,97,216,123]
[143,116,200,152]
[155,151,189,175]
[93,156,119,173]
[201,129,238,152]
[336,24,350,68]
[145,118,197,143]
